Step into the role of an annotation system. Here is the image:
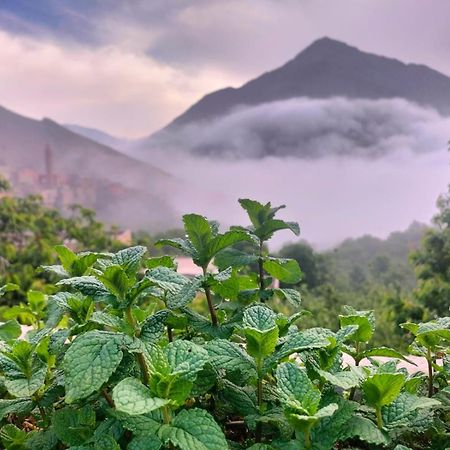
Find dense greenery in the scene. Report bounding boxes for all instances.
[0,199,448,449]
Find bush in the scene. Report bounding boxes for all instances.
[0,199,448,449]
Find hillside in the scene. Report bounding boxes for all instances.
[0,105,178,229]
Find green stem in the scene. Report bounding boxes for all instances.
[125,305,150,385]
[167,325,173,342]
[258,241,265,301]
[203,267,218,326]
[375,406,383,430]
[304,424,312,449]
[255,357,263,442]
[163,405,172,424]
[426,347,434,398]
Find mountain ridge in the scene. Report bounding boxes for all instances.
[157,37,450,133]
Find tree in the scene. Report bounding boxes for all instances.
[411,185,450,316]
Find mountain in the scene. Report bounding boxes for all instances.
[0,105,179,229]
[64,124,132,153]
[135,37,450,159]
[168,37,450,128]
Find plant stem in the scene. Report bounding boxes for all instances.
[255,357,263,442]
[375,407,383,430]
[203,267,218,326]
[125,305,150,385]
[102,388,115,408]
[258,241,265,301]
[304,424,312,450]
[427,347,434,397]
[167,325,173,342]
[162,405,172,424]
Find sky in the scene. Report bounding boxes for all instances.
[0,0,450,138]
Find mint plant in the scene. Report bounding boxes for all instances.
[0,198,447,450]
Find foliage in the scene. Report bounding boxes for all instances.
[0,193,125,305]
[0,199,448,450]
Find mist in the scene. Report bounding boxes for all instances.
[137,97,450,249]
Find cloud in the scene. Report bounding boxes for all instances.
[136,98,450,248]
[148,97,450,159]
[0,30,240,137]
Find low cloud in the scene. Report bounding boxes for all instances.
[149,97,450,159]
[138,98,450,248]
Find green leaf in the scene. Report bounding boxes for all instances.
[0,424,27,450]
[362,373,405,408]
[57,276,111,301]
[97,266,131,300]
[128,434,162,450]
[339,307,375,343]
[274,288,302,307]
[52,405,96,446]
[208,230,253,260]
[159,408,227,450]
[264,258,302,284]
[145,256,176,270]
[183,213,213,257]
[382,392,441,428]
[217,379,258,416]
[63,331,125,403]
[113,377,169,415]
[166,340,209,381]
[54,245,77,272]
[243,305,279,359]
[214,248,259,269]
[0,399,33,419]
[0,284,19,297]
[155,238,195,258]
[111,246,147,276]
[256,219,300,241]
[340,415,388,445]
[166,278,202,309]
[146,267,189,295]
[359,347,416,365]
[0,320,21,341]
[140,310,169,344]
[263,328,333,374]
[205,339,257,382]
[276,362,320,415]
[317,367,366,390]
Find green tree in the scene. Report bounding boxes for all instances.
[411,185,450,316]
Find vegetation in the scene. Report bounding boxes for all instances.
[0,199,448,449]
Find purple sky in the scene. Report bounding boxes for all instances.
[0,0,449,137]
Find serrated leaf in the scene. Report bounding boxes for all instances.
[111,246,147,276]
[159,408,227,450]
[382,392,441,428]
[53,405,96,446]
[318,367,366,390]
[145,256,176,270]
[128,434,162,450]
[218,379,258,416]
[214,248,259,269]
[359,347,416,365]
[113,377,169,415]
[145,267,189,295]
[243,305,279,359]
[183,214,213,257]
[339,307,375,343]
[140,310,169,344]
[264,258,302,284]
[207,230,253,260]
[341,415,388,445]
[57,276,111,301]
[0,399,34,419]
[97,265,131,300]
[0,320,21,341]
[63,331,125,403]
[205,339,257,382]
[274,288,302,307]
[276,362,320,415]
[362,373,405,408]
[0,284,19,297]
[166,278,202,309]
[166,340,209,381]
